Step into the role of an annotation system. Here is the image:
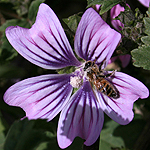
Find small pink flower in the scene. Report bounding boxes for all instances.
[96,4,127,31]
[95,4,101,12]
[4,3,149,149]
[110,4,126,31]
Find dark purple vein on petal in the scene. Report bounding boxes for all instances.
[83,22,99,59]
[46,14,73,58]
[19,39,69,67]
[79,23,88,59]
[39,33,70,61]
[46,21,72,59]
[65,90,82,137]
[38,83,72,118]
[27,35,69,63]
[88,32,108,61]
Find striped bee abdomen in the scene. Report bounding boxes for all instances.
[94,78,119,98]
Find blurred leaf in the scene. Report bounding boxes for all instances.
[0,0,31,16]
[117,6,135,27]
[143,7,150,36]
[4,119,54,150]
[100,119,125,150]
[0,113,5,150]
[87,0,123,14]
[28,0,45,24]
[0,64,26,78]
[143,18,150,35]
[36,136,60,150]
[113,115,145,149]
[0,1,46,62]
[4,117,84,150]
[141,36,150,45]
[57,66,75,74]
[63,14,81,33]
[131,7,150,70]
[0,19,30,62]
[0,19,30,31]
[118,7,144,46]
[131,45,150,70]
[36,135,83,150]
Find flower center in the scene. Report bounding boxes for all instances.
[70,67,84,88]
[70,76,82,88]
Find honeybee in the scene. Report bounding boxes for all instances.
[84,59,119,99]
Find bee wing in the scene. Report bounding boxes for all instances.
[95,71,149,125]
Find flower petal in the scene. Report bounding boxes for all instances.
[57,81,104,149]
[109,54,131,68]
[4,74,73,121]
[6,3,81,69]
[110,4,125,31]
[74,8,121,65]
[95,72,149,125]
[138,0,150,7]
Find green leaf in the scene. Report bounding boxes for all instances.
[63,14,81,34]
[28,0,45,24]
[131,45,150,70]
[100,119,125,150]
[4,118,83,150]
[142,6,150,36]
[0,113,5,150]
[57,66,75,74]
[143,6,150,35]
[87,0,123,14]
[143,17,150,35]
[141,36,150,45]
[4,119,54,150]
[0,0,31,16]
[0,64,26,78]
[131,7,150,70]
[0,19,30,62]
[117,6,135,27]
[113,116,145,149]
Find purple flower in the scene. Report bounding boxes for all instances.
[138,0,150,7]
[4,3,149,149]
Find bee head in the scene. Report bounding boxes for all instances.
[84,61,94,71]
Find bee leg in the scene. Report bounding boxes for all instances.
[97,74,106,78]
[98,70,116,78]
[99,58,106,70]
[105,70,117,77]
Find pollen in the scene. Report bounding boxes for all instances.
[70,76,82,88]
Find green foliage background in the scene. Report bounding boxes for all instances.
[0,0,150,150]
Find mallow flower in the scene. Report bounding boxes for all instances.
[4,3,149,149]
